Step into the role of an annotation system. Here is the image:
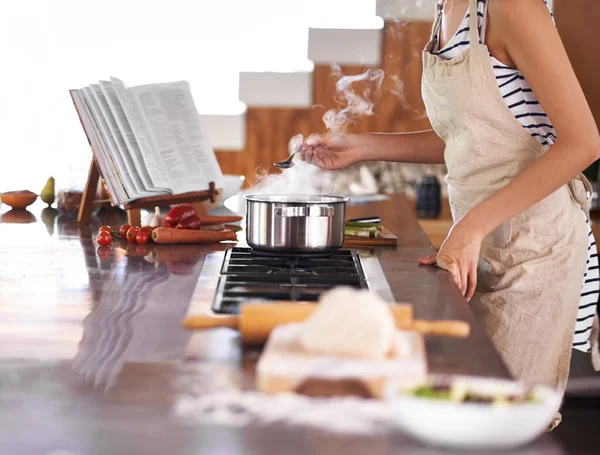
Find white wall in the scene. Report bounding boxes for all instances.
[376,0,553,20]
[0,0,377,194]
[376,0,437,20]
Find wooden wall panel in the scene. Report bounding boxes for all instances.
[310,22,433,135]
[377,21,433,133]
[312,65,381,135]
[215,20,434,184]
[555,1,600,130]
[216,108,312,187]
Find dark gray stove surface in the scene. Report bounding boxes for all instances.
[211,247,368,314]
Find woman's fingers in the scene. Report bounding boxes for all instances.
[299,149,311,162]
[304,134,347,151]
[466,262,477,302]
[304,134,326,148]
[419,220,483,302]
[299,139,326,161]
[419,254,463,293]
[436,256,464,296]
[417,254,437,265]
[446,261,462,292]
[460,268,468,296]
[300,146,321,163]
[298,134,355,170]
[420,253,477,301]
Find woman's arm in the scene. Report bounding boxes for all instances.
[464,0,600,237]
[361,131,446,164]
[420,0,600,300]
[301,130,445,170]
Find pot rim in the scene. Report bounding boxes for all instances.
[244,194,349,204]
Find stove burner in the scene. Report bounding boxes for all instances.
[266,268,318,276]
[211,247,368,314]
[250,249,339,259]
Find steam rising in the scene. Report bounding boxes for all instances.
[246,65,385,196]
[390,75,409,110]
[244,19,431,198]
[388,20,410,41]
[390,74,428,120]
[323,64,385,134]
[250,139,332,196]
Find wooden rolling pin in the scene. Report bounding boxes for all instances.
[182,303,470,344]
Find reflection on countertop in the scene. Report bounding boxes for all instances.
[72,256,195,389]
[0,203,215,381]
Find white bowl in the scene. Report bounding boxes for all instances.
[219,175,245,206]
[224,194,244,215]
[385,375,562,450]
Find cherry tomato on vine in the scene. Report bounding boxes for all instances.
[98,225,112,234]
[119,225,131,237]
[126,226,140,243]
[136,230,150,245]
[96,231,113,246]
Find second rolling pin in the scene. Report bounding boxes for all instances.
[182,303,470,344]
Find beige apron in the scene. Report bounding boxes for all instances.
[421,0,592,407]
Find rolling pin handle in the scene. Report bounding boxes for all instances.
[182,314,239,330]
[412,320,471,338]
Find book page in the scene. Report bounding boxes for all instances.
[72,90,127,204]
[99,81,167,194]
[109,77,170,191]
[90,84,155,199]
[83,86,136,200]
[129,80,223,194]
[70,90,116,203]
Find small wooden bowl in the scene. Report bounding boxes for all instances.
[1,190,38,209]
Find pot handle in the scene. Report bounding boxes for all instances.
[274,205,334,218]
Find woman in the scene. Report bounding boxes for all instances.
[301,0,600,427]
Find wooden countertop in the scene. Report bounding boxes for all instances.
[0,197,564,454]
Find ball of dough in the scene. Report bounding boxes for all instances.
[297,287,396,360]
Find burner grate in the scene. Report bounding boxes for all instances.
[212,247,368,314]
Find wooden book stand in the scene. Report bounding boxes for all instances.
[77,159,220,225]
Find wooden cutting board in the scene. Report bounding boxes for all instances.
[343,226,398,247]
[256,323,426,399]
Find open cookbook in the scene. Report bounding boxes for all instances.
[70,77,223,205]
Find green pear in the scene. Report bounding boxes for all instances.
[41,177,55,206]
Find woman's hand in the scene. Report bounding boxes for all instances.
[418,220,483,302]
[299,134,367,170]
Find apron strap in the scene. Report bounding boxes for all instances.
[429,0,445,52]
[468,0,480,46]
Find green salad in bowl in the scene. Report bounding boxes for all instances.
[386,375,561,450]
[408,378,540,405]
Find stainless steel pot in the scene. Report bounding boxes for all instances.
[245,194,348,254]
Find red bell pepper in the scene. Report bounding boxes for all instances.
[176,215,202,230]
[165,205,197,228]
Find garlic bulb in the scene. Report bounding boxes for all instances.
[142,206,165,228]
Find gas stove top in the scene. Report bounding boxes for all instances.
[211,247,369,314]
